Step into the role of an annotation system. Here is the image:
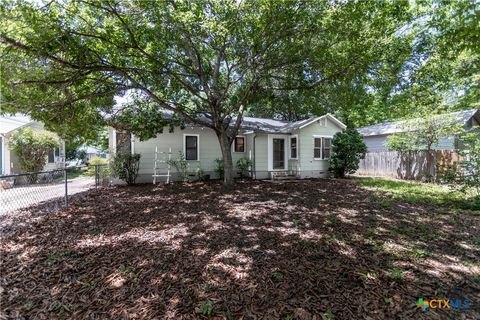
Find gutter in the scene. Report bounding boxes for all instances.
[252,134,257,179]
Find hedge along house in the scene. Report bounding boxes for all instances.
[108,113,346,183]
[0,114,65,175]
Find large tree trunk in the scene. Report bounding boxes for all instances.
[217,131,234,186]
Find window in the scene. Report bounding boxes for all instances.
[48,147,59,163]
[290,136,297,159]
[184,135,199,160]
[314,137,322,159]
[322,137,331,159]
[234,136,245,152]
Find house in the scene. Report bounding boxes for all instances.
[357,109,480,152]
[0,114,65,175]
[108,113,346,183]
[79,146,107,162]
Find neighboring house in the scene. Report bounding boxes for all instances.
[79,146,107,161]
[357,109,480,152]
[108,113,346,183]
[0,114,65,175]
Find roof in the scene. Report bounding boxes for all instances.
[357,109,480,137]
[0,114,33,135]
[187,113,346,133]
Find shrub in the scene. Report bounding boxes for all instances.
[89,156,108,165]
[111,152,141,185]
[214,158,224,179]
[9,128,59,173]
[236,157,252,178]
[329,128,367,178]
[167,151,189,182]
[442,131,480,197]
[195,167,206,181]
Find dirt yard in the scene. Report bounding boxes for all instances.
[1,179,478,319]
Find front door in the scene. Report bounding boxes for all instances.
[272,138,285,169]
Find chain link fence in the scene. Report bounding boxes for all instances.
[0,165,110,215]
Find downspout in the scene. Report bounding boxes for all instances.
[252,134,257,179]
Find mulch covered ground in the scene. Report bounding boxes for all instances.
[1,179,479,319]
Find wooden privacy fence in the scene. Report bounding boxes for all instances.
[356,150,461,180]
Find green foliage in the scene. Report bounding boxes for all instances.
[357,177,479,210]
[195,167,206,181]
[329,128,367,178]
[200,300,214,317]
[442,131,480,197]
[386,115,464,152]
[9,128,59,173]
[0,0,416,186]
[387,268,404,280]
[111,152,141,185]
[85,157,108,176]
[167,152,189,182]
[214,159,224,180]
[236,157,252,178]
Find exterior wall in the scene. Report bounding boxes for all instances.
[297,118,343,178]
[363,135,389,152]
[129,127,251,183]
[363,134,456,152]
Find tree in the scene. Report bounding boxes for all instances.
[329,128,367,178]
[442,131,480,198]
[386,114,464,180]
[0,0,413,186]
[9,128,59,173]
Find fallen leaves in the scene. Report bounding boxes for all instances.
[1,179,479,319]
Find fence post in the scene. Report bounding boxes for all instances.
[95,165,99,188]
[64,168,68,207]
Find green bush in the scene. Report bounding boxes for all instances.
[236,157,252,178]
[89,156,108,165]
[111,152,141,185]
[442,131,480,198]
[195,167,206,181]
[329,128,367,178]
[214,158,224,179]
[85,157,109,176]
[167,151,189,182]
[9,128,59,173]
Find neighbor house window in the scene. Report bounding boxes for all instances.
[184,135,199,160]
[314,137,322,159]
[48,147,59,163]
[234,136,245,152]
[322,138,331,159]
[290,136,297,159]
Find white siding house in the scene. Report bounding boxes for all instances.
[108,114,346,183]
[0,115,65,175]
[358,109,480,152]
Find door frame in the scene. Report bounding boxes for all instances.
[267,134,288,171]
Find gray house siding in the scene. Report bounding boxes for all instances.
[297,118,342,178]
[108,113,347,183]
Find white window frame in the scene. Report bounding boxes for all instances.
[322,137,332,160]
[232,135,246,153]
[183,134,200,161]
[289,134,298,159]
[313,135,333,160]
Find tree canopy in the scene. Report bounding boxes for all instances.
[0,0,478,184]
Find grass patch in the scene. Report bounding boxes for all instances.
[356,177,479,210]
[387,268,404,280]
[67,168,85,179]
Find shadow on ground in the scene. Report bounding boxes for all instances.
[1,179,479,319]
